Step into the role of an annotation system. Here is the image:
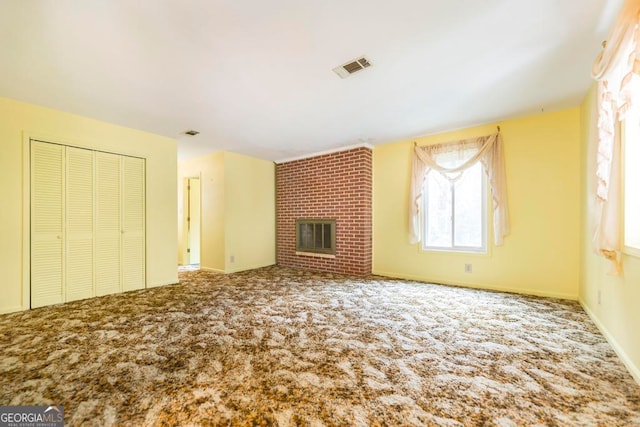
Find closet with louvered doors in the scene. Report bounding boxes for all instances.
[30,140,146,309]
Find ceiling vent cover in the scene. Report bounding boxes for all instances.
[333,56,372,79]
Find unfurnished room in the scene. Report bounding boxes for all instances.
[0,0,639,425]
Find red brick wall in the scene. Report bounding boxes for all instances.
[276,147,372,276]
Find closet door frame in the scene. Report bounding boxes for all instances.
[22,132,147,310]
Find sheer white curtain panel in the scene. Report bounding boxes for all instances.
[591,0,640,274]
[409,132,509,246]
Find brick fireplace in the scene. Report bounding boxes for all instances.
[276,147,372,276]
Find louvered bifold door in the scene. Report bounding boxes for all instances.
[65,147,95,302]
[30,141,65,308]
[121,156,145,291]
[95,152,122,296]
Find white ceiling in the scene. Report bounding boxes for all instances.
[0,0,622,161]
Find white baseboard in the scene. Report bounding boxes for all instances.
[226,263,276,274]
[200,266,225,273]
[146,279,179,288]
[198,263,275,274]
[0,305,24,315]
[372,270,578,300]
[579,299,640,386]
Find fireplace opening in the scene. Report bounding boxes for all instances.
[296,219,336,255]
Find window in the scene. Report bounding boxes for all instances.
[423,162,487,252]
[623,109,640,253]
[296,219,336,255]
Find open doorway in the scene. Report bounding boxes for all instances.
[183,177,201,266]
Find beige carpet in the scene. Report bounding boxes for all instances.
[0,267,639,426]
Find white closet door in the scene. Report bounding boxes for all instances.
[65,147,94,302]
[121,156,146,291]
[31,141,64,308]
[95,152,121,296]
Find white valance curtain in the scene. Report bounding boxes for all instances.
[409,132,510,246]
[591,0,640,274]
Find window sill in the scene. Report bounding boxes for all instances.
[419,246,490,257]
[623,245,640,259]
[296,251,336,259]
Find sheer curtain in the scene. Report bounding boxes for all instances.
[409,132,509,246]
[591,0,640,274]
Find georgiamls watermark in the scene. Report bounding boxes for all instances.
[0,405,63,427]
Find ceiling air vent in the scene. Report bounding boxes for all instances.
[333,56,372,79]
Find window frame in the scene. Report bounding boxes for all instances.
[622,114,640,257]
[421,164,488,254]
[295,219,336,255]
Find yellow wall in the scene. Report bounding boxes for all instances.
[224,152,276,273]
[177,151,275,273]
[178,152,226,271]
[373,108,581,299]
[0,97,178,314]
[579,85,640,383]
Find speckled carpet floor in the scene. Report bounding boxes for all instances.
[1,267,639,426]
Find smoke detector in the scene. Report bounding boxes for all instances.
[333,56,372,79]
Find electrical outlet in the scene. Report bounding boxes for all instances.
[230,255,235,263]
[464,263,472,273]
[597,290,601,305]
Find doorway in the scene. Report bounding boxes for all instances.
[183,177,201,265]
